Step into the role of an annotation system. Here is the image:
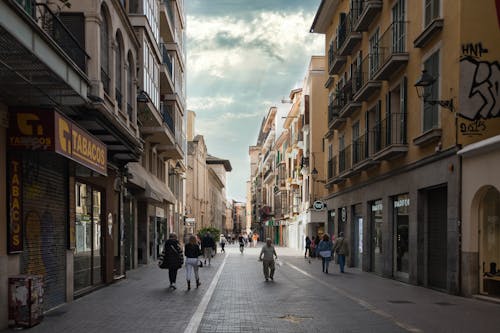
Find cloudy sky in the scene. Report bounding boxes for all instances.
[186,0,324,201]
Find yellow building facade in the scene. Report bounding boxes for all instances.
[310,0,500,295]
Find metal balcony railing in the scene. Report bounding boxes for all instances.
[372,113,407,152]
[339,145,352,174]
[328,100,339,124]
[127,103,133,119]
[352,54,376,96]
[33,3,89,72]
[160,43,174,80]
[327,156,337,180]
[350,0,364,23]
[115,88,122,110]
[264,168,273,180]
[353,132,369,165]
[161,103,175,133]
[377,21,408,67]
[335,79,354,111]
[101,67,110,94]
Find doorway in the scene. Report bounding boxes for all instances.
[74,183,104,293]
[353,204,363,268]
[393,194,410,281]
[479,187,500,296]
[427,186,448,290]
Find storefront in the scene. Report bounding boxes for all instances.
[393,194,410,282]
[370,200,384,275]
[7,108,108,308]
[460,136,500,298]
[352,203,363,269]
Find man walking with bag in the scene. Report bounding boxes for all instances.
[333,232,349,273]
[259,238,278,281]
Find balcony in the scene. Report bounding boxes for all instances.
[327,156,344,185]
[352,54,382,102]
[352,132,379,172]
[160,0,175,42]
[328,100,346,130]
[372,21,409,81]
[371,112,408,161]
[336,78,362,119]
[328,41,346,75]
[263,168,274,182]
[339,145,353,176]
[160,43,175,94]
[0,1,89,108]
[352,0,383,32]
[337,13,362,56]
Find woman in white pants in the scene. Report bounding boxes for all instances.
[184,235,202,290]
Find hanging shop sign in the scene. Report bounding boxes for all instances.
[8,155,23,253]
[313,200,326,211]
[8,109,107,175]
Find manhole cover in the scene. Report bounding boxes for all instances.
[387,300,414,304]
[434,302,455,306]
[277,314,312,324]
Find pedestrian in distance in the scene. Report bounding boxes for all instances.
[252,233,259,247]
[305,236,311,258]
[185,235,202,290]
[219,234,227,253]
[259,238,278,281]
[333,232,349,273]
[310,236,316,258]
[201,232,215,265]
[238,233,245,254]
[317,234,334,274]
[163,232,183,289]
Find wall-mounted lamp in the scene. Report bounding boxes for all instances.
[281,116,299,119]
[414,70,454,112]
[281,98,293,104]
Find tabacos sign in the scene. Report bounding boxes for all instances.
[9,109,107,175]
[8,156,22,253]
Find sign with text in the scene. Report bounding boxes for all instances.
[8,155,23,253]
[9,109,107,175]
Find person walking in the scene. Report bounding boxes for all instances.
[304,236,311,258]
[163,233,183,289]
[219,234,227,253]
[310,236,316,258]
[317,234,334,274]
[238,233,245,253]
[252,233,259,247]
[185,235,202,290]
[201,232,215,265]
[333,232,349,273]
[259,238,278,281]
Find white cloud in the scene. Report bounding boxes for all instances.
[187,96,234,110]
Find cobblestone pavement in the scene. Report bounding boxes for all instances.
[3,244,500,333]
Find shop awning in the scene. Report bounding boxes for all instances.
[127,162,176,204]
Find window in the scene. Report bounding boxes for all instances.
[144,0,159,42]
[115,35,123,110]
[392,0,406,53]
[369,29,380,77]
[127,53,134,120]
[100,7,110,94]
[423,50,440,131]
[425,0,440,27]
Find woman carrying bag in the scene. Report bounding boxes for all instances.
[162,233,184,289]
[317,234,334,274]
[185,235,202,290]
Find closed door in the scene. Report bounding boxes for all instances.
[427,187,447,290]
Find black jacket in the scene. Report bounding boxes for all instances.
[163,239,183,269]
[185,243,201,258]
[201,235,215,249]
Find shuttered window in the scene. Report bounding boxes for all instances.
[423,50,440,131]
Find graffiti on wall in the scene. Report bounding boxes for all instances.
[459,56,500,121]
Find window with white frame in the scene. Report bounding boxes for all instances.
[423,50,440,131]
[144,0,159,43]
[143,41,159,110]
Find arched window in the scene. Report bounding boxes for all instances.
[100,7,110,94]
[127,52,134,120]
[115,33,123,110]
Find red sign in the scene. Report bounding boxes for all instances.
[9,109,107,175]
[8,156,23,253]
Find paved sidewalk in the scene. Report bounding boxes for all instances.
[2,252,226,333]
[2,244,499,333]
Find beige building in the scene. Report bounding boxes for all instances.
[0,0,187,326]
[186,112,232,234]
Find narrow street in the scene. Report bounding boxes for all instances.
[3,244,500,333]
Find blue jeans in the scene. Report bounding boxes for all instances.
[338,254,346,273]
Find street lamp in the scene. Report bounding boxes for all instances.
[414,70,454,112]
